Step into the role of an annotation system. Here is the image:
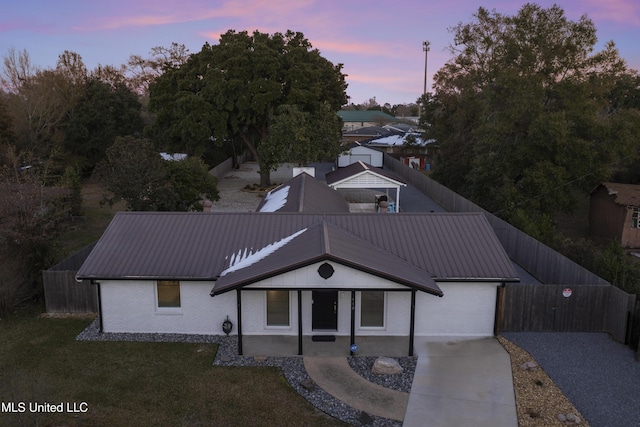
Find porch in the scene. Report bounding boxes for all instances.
[241,335,411,357]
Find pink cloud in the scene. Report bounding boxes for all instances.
[582,0,640,26]
[75,0,317,31]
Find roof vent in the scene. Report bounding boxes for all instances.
[318,263,334,279]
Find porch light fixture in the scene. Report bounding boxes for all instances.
[222,316,233,336]
[318,262,335,279]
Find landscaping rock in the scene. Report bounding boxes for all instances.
[519,360,538,371]
[359,411,374,426]
[299,378,315,391]
[372,357,403,375]
[557,412,582,425]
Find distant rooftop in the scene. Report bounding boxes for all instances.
[367,133,436,147]
[595,182,640,206]
[338,110,396,123]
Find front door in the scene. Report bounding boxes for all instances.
[312,290,338,330]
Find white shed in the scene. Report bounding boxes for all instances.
[337,143,383,168]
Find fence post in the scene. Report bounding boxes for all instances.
[494,285,505,336]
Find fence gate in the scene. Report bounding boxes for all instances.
[499,283,635,347]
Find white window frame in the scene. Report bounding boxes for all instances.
[265,290,291,329]
[632,207,640,229]
[359,291,386,330]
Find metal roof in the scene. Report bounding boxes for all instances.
[255,172,350,213]
[212,221,442,296]
[366,134,435,147]
[595,182,640,207]
[76,212,519,289]
[325,161,407,186]
[338,110,396,123]
[343,126,400,137]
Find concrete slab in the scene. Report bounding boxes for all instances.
[241,335,411,357]
[403,337,517,427]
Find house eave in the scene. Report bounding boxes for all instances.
[210,255,443,297]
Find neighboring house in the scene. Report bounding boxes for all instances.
[589,182,640,248]
[337,142,384,168]
[366,133,435,154]
[76,173,519,356]
[341,126,400,144]
[366,133,438,171]
[338,110,397,131]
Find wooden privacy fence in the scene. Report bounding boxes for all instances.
[384,154,639,352]
[498,284,636,343]
[43,243,98,313]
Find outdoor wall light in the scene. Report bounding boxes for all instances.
[318,262,334,279]
[222,316,233,336]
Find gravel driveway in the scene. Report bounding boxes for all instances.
[503,332,640,427]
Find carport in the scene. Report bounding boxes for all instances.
[326,161,407,212]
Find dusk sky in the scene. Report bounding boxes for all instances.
[2,0,639,106]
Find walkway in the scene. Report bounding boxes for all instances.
[304,357,409,421]
[302,338,517,426]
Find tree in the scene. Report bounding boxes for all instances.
[0,93,15,145]
[65,77,143,172]
[125,42,190,94]
[0,145,72,313]
[165,157,219,211]
[93,136,218,211]
[425,4,640,230]
[149,30,348,186]
[1,50,88,158]
[260,102,343,169]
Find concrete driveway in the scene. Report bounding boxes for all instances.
[403,336,518,427]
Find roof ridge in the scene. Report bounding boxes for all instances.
[322,220,330,253]
[298,173,306,212]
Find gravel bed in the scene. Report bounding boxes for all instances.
[503,332,640,427]
[77,319,410,426]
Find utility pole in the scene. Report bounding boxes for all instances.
[423,40,430,96]
[419,40,430,119]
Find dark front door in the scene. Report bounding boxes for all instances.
[312,290,338,330]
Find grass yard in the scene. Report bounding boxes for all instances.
[0,308,344,427]
[57,181,126,256]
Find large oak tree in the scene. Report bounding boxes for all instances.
[149,30,348,186]
[424,3,640,236]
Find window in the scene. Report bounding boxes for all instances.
[266,290,289,326]
[633,208,640,229]
[361,291,385,327]
[157,280,181,308]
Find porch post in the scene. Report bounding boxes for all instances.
[298,290,303,355]
[236,289,243,355]
[409,289,416,356]
[350,291,356,355]
[396,186,401,212]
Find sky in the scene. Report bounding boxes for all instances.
[1,0,639,106]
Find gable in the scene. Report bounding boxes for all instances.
[326,161,406,188]
[212,221,442,296]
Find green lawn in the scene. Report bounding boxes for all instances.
[0,309,344,427]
